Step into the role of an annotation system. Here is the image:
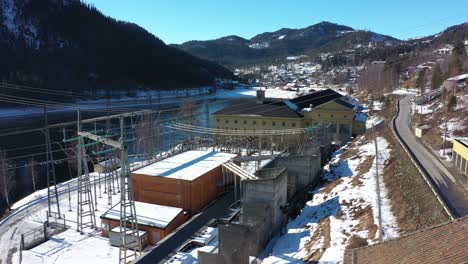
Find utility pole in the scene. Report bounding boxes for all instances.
[373,124,383,242]
[44,106,61,218]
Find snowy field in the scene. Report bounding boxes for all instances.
[262,136,398,263]
[215,86,298,99]
[7,157,174,264]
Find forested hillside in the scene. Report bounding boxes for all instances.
[0,0,234,94]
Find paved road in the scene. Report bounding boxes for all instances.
[137,191,236,264]
[394,95,468,217]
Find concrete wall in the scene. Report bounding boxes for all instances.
[243,168,288,232]
[266,155,321,198]
[199,205,273,264]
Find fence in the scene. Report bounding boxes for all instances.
[19,212,67,263]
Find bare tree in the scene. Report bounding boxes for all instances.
[134,113,154,159]
[358,63,398,98]
[0,149,15,210]
[28,157,39,191]
[178,99,197,142]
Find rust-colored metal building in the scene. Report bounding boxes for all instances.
[131,150,237,214]
[100,201,187,245]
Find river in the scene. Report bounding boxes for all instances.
[0,88,247,215]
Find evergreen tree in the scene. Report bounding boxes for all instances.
[431,63,443,89]
[453,41,467,57]
[416,69,426,94]
[448,41,466,77]
[447,95,457,112]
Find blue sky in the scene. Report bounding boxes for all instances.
[83,0,468,44]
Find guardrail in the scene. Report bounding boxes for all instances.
[391,96,455,220]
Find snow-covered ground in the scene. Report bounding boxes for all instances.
[262,136,398,263]
[389,88,418,95]
[215,86,298,99]
[6,156,177,264]
[412,101,442,115]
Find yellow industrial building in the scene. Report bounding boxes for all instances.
[213,89,366,148]
[452,138,468,175]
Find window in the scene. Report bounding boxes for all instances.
[234,120,238,124]
[253,120,257,125]
[292,123,296,127]
[272,121,276,126]
[263,121,266,126]
[225,120,229,124]
[344,115,347,118]
[331,114,334,118]
[318,113,321,117]
[305,122,310,126]
[243,120,247,124]
[102,222,109,231]
[282,122,286,126]
[235,128,238,131]
[216,119,220,123]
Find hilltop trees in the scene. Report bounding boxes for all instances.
[448,41,466,77]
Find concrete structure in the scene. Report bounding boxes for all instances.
[265,154,322,199]
[242,167,288,232]
[452,138,468,175]
[100,201,187,245]
[198,166,288,264]
[131,150,237,214]
[344,217,468,264]
[213,89,366,148]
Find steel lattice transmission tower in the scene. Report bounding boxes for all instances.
[76,110,96,233]
[118,116,142,263]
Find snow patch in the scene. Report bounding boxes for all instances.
[262,137,399,263]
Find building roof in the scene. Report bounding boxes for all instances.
[446,73,468,81]
[101,201,183,229]
[343,217,468,264]
[334,98,356,110]
[132,150,237,181]
[214,89,343,118]
[454,138,468,148]
[289,89,343,109]
[213,101,303,118]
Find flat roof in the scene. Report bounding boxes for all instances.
[101,201,183,229]
[132,150,237,181]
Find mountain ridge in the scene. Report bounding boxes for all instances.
[173,21,400,67]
